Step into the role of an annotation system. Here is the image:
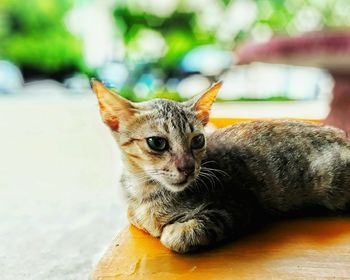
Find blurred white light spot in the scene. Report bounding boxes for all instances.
[134,83,150,99]
[183,0,216,11]
[177,75,210,99]
[0,60,23,93]
[65,1,123,68]
[219,63,332,101]
[217,0,257,42]
[166,78,180,92]
[219,69,249,100]
[136,0,179,17]
[64,73,91,93]
[251,24,273,43]
[128,29,167,61]
[182,45,234,76]
[196,0,224,31]
[97,62,129,88]
[294,6,322,33]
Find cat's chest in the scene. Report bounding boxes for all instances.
[127,201,164,237]
[121,176,173,237]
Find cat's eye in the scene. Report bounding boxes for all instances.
[146,137,168,152]
[191,134,205,149]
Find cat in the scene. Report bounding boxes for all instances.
[91,79,350,253]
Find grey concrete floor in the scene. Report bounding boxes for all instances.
[0,93,127,280]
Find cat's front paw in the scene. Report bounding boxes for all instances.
[160,219,209,253]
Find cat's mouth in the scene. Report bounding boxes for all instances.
[168,176,195,191]
[167,182,189,192]
[172,179,189,187]
[155,172,198,192]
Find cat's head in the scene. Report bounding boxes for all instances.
[91,79,221,192]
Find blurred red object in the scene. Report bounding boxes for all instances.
[237,31,350,134]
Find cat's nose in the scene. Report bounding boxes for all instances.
[177,165,195,177]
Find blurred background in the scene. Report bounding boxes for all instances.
[3,0,350,102]
[1,0,350,279]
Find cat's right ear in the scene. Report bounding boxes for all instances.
[186,81,222,126]
[91,79,136,131]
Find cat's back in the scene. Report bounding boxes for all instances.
[208,120,347,149]
[205,120,350,212]
[206,120,349,165]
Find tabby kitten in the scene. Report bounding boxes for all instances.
[91,79,350,253]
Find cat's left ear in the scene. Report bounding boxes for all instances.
[91,79,136,131]
[187,81,222,126]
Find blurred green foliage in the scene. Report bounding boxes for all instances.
[254,0,350,34]
[0,0,84,77]
[114,6,214,69]
[1,0,350,81]
[114,0,350,77]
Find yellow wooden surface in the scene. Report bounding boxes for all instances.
[209,117,321,128]
[93,117,350,280]
[93,219,350,280]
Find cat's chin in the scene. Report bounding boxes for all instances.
[163,182,190,193]
[157,176,195,192]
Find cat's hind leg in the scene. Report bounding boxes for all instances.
[310,144,350,212]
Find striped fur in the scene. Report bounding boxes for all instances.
[92,80,350,253]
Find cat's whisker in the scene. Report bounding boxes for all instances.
[133,177,154,185]
[202,169,223,183]
[193,175,209,193]
[201,160,217,166]
[199,169,224,190]
[200,173,213,186]
[198,177,208,193]
[202,168,228,178]
[131,171,161,185]
[198,171,216,191]
[201,166,230,177]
